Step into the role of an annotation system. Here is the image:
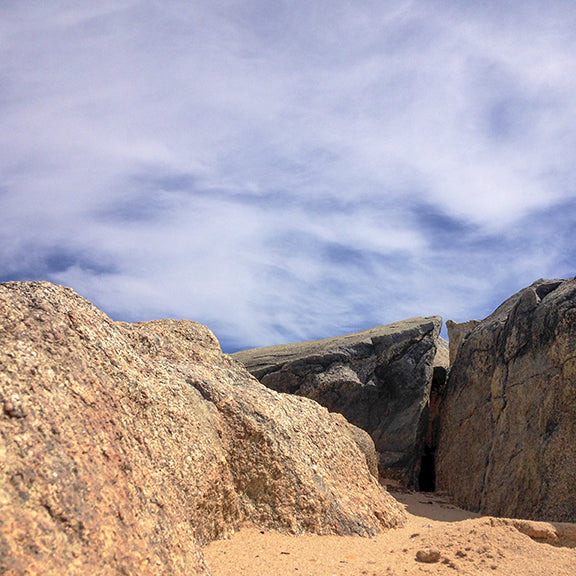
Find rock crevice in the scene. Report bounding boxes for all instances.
[234,317,447,487]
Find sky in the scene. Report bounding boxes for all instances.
[1,1,575,352]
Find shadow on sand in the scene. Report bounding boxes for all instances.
[386,485,481,523]
[384,481,576,549]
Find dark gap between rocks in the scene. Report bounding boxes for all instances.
[416,365,447,492]
[418,445,436,492]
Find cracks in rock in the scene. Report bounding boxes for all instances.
[374,331,432,368]
[416,365,447,492]
[41,501,70,525]
[535,281,563,301]
[40,501,88,541]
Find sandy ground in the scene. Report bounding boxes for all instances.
[204,484,576,576]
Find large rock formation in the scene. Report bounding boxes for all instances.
[233,317,445,487]
[0,282,405,576]
[437,278,576,522]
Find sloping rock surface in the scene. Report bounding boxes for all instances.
[233,317,443,486]
[0,282,405,576]
[437,278,576,522]
[445,319,480,365]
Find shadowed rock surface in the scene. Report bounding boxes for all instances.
[233,317,444,486]
[0,282,405,576]
[437,278,576,522]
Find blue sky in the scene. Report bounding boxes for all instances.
[1,1,575,352]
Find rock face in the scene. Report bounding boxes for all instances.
[0,282,405,575]
[233,317,444,487]
[437,278,576,522]
[445,319,479,365]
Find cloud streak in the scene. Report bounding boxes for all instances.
[1,1,575,350]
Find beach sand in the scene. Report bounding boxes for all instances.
[204,483,576,576]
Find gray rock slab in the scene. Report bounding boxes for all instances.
[233,316,443,486]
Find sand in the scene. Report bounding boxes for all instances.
[204,484,576,576]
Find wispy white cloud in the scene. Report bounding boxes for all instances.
[1,1,575,349]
